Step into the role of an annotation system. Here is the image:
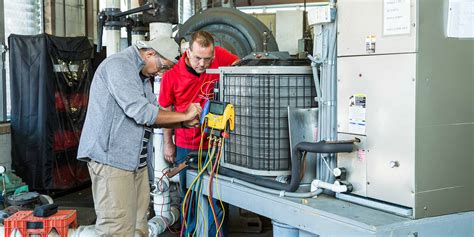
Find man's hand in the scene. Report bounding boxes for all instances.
[183,118,200,128]
[184,103,202,120]
[164,142,176,163]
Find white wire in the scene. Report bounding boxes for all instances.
[321,155,335,177]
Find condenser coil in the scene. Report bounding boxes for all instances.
[218,59,316,176]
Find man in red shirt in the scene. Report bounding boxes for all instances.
[159,30,239,236]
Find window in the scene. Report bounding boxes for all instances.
[0,0,43,122]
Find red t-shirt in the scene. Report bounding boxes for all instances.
[159,46,239,149]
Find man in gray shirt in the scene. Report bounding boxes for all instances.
[77,36,200,236]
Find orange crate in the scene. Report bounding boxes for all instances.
[4,210,77,237]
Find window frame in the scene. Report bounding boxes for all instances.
[0,0,6,122]
[0,0,43,122]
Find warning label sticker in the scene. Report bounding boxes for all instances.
[348,94,367,135]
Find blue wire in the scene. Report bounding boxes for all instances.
[184,151,210,236]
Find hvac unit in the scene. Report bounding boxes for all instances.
[335,0,473,218]
[217,59,316,176]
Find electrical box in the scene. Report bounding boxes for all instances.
[336,0,474,219]
[337,0,417,56]
[337,54,416,208]
[276,10,304,55]
[307,5,335,25]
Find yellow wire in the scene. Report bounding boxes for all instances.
[192,138,216,237]
[183,119,229,237]
[183,126,214,234]
[181,160,200,228]
[214,137,226,237]
[197,132,216,236]
[191,136,218,236]
[192,126,207,237]
[182,154,211,234]
[206,136,222,237]
[192,175,206,237]
[198,120,207,169]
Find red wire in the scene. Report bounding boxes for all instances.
[214,143,225,237]
[180,193,192,237]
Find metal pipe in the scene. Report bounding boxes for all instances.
[114,2,154,18]
[62,0,66,36]
[220,141,353,193]
[328,17,338,142]
[84,0,88,38]
[105,0,120,8]
[130,0,145,43]
[221,0,233,8]
[201,0,208,11]
[131,31,146,43]
[325,10,339,186]
[311,179,348,193]
[311,11,339,185]
[104,0,121,56]
[217,173,323,198]
[104,27,121,56]
[149,21,177,237]
[148,206,180,236]
[182,0,194,23]
[320,25,329,183]
[311,25,325,183]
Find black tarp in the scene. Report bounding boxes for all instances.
[9,34,93,191]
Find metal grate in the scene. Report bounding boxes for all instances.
[222,70,315,175]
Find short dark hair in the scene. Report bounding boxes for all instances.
[189,31,214,50]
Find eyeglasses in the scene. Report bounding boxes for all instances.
[155,56,174,73]
[188,50,214,64]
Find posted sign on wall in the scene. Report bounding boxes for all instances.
[383,0,411,36]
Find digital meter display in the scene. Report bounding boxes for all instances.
[209,101,225,115]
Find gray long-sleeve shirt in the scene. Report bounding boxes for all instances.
[77,45,159,171]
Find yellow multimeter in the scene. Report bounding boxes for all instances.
[203,100,234,132]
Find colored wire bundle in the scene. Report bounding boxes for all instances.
[181,120,227,237]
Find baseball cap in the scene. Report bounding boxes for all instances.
[136,36,180,63]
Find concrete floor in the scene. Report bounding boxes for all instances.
[53,186,273,236]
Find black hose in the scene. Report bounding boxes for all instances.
[293,142,354,156]
[219,141,354,192]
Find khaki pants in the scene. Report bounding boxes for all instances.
[88,161,150,237]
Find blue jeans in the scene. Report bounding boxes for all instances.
[176,146,227,237]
